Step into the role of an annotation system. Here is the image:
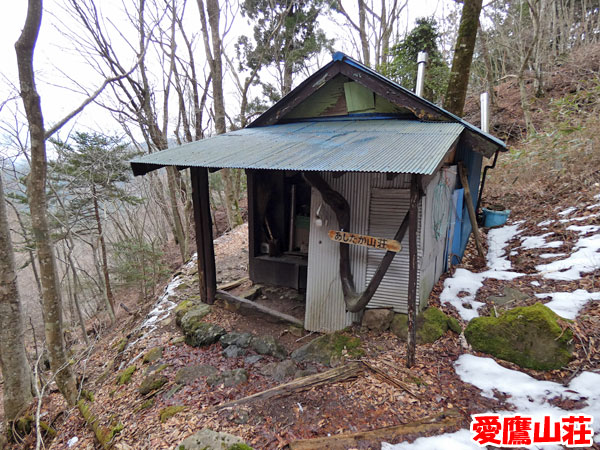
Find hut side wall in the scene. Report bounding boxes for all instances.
[305,172,425,332]
[418,166,457,306]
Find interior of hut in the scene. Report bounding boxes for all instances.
[248,170,312,291]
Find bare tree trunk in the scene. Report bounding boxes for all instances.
[444,0,483,116]
[358,0,370,66]
[197,0,242,229]
[0,174,34,428]
[478,27,496,105]
[91,243,115,322]
[15,0,78,406]
[91,184,116,317]
[6,199,44,313]
[167,166,189,259]
[65,238,90,346]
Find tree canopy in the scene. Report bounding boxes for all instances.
[380,17,449,104]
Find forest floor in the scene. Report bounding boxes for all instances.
[10,181,597,450]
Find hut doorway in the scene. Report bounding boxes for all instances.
[248,170,311,291]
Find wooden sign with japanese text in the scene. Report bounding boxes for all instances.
[328,230,402,252]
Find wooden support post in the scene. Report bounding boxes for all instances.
[406,173,420,368]
[458,162,485,259]
[191,167,217,304]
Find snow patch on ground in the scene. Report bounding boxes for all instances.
[383,355,600,449]
[559,213,600,223]
[454,355,600,424]
[558,206,577,216]
[118,256,198,370]
[487,224,520,271]
[381,430,474,450]
[141,275,183,330]
[537,219,554,227]
[441,224,523,321]
[536,233,600,280]
[539,253,566,259]
[535,289,600,319]
[440,269,486,321]
[567,224,600,234]
[520,232,563,250]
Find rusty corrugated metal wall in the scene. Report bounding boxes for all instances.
[305,172,427,331]
[364,186,423,313]
[305,172,369,331]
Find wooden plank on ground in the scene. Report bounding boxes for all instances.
[209,362,363,411]
[217,276,249,291]
[216,289,304,327]
[289,409,461,450]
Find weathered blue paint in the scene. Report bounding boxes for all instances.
[449,188,464,266]
[454,139,484,262]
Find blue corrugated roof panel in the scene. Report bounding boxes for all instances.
[131,120,463,176]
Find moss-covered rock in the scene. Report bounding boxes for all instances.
[175,300,197,326]
[175,282,191,292]
[250,335,288,359]
[114,338,128,353]
[143,346,163,364]
[362,308,394,332]
[220,331,254,349]
[160,405,186,423]
[207,368,248,387]
[291,332,362,366]
[175,364,218,385]
[184,322,226,347]
[228,444,254,450]
[145,363,168,377]
[116,365,137,385]
[138,373,168,395]
[171,336,186,346]
[447,316,462,334]
[419,308,453,343]
[390,308,460,344]
[140,398,154,410]
[180,305,212,334]
[465,303,573,370]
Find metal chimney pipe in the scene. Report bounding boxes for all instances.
[480,92,490,133]
[415,51,428,97]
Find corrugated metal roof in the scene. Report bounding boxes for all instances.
[131,120,463,176]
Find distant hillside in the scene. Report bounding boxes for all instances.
[480,42,600,216]
[464,43,600,144]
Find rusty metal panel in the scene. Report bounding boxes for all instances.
[304,172,370,332]
[365,187,423,313]
[131,120,464,177]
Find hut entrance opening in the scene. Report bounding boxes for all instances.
[248,169,311,291]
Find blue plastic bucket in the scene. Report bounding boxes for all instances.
[482,207,511,228]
